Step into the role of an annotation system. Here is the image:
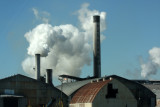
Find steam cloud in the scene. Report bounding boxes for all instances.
[32,8,50,23]
[141,47,160,78]
[22,3,106,78]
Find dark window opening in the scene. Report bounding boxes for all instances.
[4,97,18,107]
[106,83,118,98]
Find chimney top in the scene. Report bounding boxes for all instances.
[93,15,100,22]
[46,69,53,86]
[35,54,41,80]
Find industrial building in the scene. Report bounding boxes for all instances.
[141,80,160,107]
[0,54,68,107]
[57,15,157,107]
[144,84,160,106]
[0,74,68,107]
[57,75,156,107]
[0,74,158,107]
[0,15,159,107]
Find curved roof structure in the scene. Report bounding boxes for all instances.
[56,79,94,96]
[70,79,111,103]
[56,75,156,101]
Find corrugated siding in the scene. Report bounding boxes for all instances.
[56,79,93,96]
[70,80,111,104]
[0,98,3,107]
[18,98,27,107]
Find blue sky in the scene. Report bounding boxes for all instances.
[0,0,160,85]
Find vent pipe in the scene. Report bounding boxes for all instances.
[93,15,101,78]
[46,69,53,85]
[35,54,40,80]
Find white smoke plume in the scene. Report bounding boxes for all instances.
[32,8,50,23]
[141,47,160,78]
[22,3,106,78]
[77,3,106,41]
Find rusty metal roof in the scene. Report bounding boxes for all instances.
[56,78,101,96]
[70,79,111,104]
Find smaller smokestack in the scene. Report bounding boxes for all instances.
[35,54,40,80]
[46,69,53,85]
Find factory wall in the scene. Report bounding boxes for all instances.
[92,79,137,107]
[70,103,92,107]
[115,77,156,107]
[157,99,160,107]
[0,74,68,107]
[0,98,3,106]
[143,84,160,107]
[70,79,137,107]
[69,76,156,107]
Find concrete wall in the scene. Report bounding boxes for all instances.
[70,103,92,107]
[156,99,160,107]
[0,75,68,107]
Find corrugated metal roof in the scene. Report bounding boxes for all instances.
[143,84,160,99]
[56,76,116,97]
[56,79,93,96]
[56,75,157,99]
[143,84,160,90]
[56,76,119,96]
[56,75,136,96]
[70,79,111,104]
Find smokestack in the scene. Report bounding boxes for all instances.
[46,69,53,85]
[93,15,101,78]
[35,54,40,80]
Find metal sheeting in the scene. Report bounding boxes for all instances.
[0,98,3,107]
[70,80,110,103]
[56,79,92,96]
[56,76,118,97]
[153,90,160,99]
[0,95,24,98]
[143,84,160,99]
[18,98,27,107]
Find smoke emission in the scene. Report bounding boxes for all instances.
[22,3,106,78]
[141,47,160,78]
[32,8,50,23]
